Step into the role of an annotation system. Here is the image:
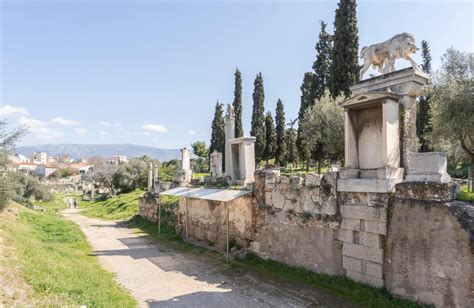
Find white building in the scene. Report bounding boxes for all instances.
[36,164,59,178]
[32,152,48,164]
[110,155,128,164]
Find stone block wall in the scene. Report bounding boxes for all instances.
[138,196,160,222]
[337,192,389,287]
[251,170,344,275]
[176,195,254,249]
[385,182,473,307]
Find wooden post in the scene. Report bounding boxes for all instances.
[185,198,188,240]
[226,203,229,262]
[158,202,161,235]
[468,166,472,192]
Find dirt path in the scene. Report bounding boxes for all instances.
[63,209,356,308]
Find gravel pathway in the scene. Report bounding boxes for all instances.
[63,209,357,308]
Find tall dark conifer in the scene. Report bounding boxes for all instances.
[417,40,433,152]
[250,73,266,162]
[275,99,287,166]
[233,68,243,138]
[297,72,315,160]
[285,128,298,168]
[328,0,359,98]
[210,101,225,161]
[420,40,432,74]
[312,21,333,100]
[263,111,276,164]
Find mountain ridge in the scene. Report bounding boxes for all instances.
[16,143,181,161]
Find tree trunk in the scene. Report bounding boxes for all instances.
[317,158,322,175]
[305,160,310,172]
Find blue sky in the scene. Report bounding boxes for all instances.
[1,0,472,149]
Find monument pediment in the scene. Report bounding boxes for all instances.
[339,92,401,110]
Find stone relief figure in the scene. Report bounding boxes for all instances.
[359,32,419,79]
[226,103,235,118]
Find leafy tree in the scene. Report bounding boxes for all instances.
[111,158,148,193]
[210,101,225,169]
[263,111,276,164]
[429,48,473,179]
[10,172,53,204]
[417,40,433,152]
[250,73,266,162]
[300,94,344,173]
[297,72,316,163]
[0,120,27,210]
[48,167,75,179]
[191,140,210,173]
[191,141,209,158]
[275,99,287,166]
[285,128,298,168]
[233,68,244,138]
[329,0,359,98]
[89,158,119,196]
[312,21,333,101]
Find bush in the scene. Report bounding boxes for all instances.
[8,173,53,205]
[47,167,75,179]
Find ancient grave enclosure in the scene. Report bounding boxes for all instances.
[139,35,473,308]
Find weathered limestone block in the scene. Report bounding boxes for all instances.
[342,243,383,264]
[341,205,387,222]
[346,270,384,288]
[290,175,303,186]
[395,181,457,202]
[343,256,361,272]
[305,173,322,187]
[385,198,473,307]
[364,221,387,235]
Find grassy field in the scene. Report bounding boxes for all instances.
[78,190,144,220]
[456,185,474,203]
[0,202,136,306]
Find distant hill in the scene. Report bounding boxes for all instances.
[16,144,181,161]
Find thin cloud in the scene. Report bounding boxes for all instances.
[189,130,196,135]
[99,121,120,127]
[0,104,29,117]
[52,116,80,126]
[142,124,168,133]
[74,128,88,136]
[99,130,108,136]
[19,116,63,140]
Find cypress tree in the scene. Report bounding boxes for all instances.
[329,0,359,98]
[275,99,287,166]
[285,128,298,168]
[233,68,243,138]
[417,40,433,152]
[297,72,315,161]
[312,21,333,101]
[210,101,225,165]
[420,40,432,74]
[250,73,266,162]
[263,111,276,164]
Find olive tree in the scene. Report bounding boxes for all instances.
[299,94,344,173]
[429,48,473,179]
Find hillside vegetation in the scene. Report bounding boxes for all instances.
[79,190,144,220]
[0,202,136,306]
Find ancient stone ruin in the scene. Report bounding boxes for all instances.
[137,34,473,307]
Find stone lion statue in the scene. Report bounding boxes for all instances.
[359,32,420,79]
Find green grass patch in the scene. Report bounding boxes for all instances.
[79,190,144,220]
[193,172,210,179]
[33,193,74,212]
[0,204,136,306]
[456,185,474,203]
[237,253,425,308]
